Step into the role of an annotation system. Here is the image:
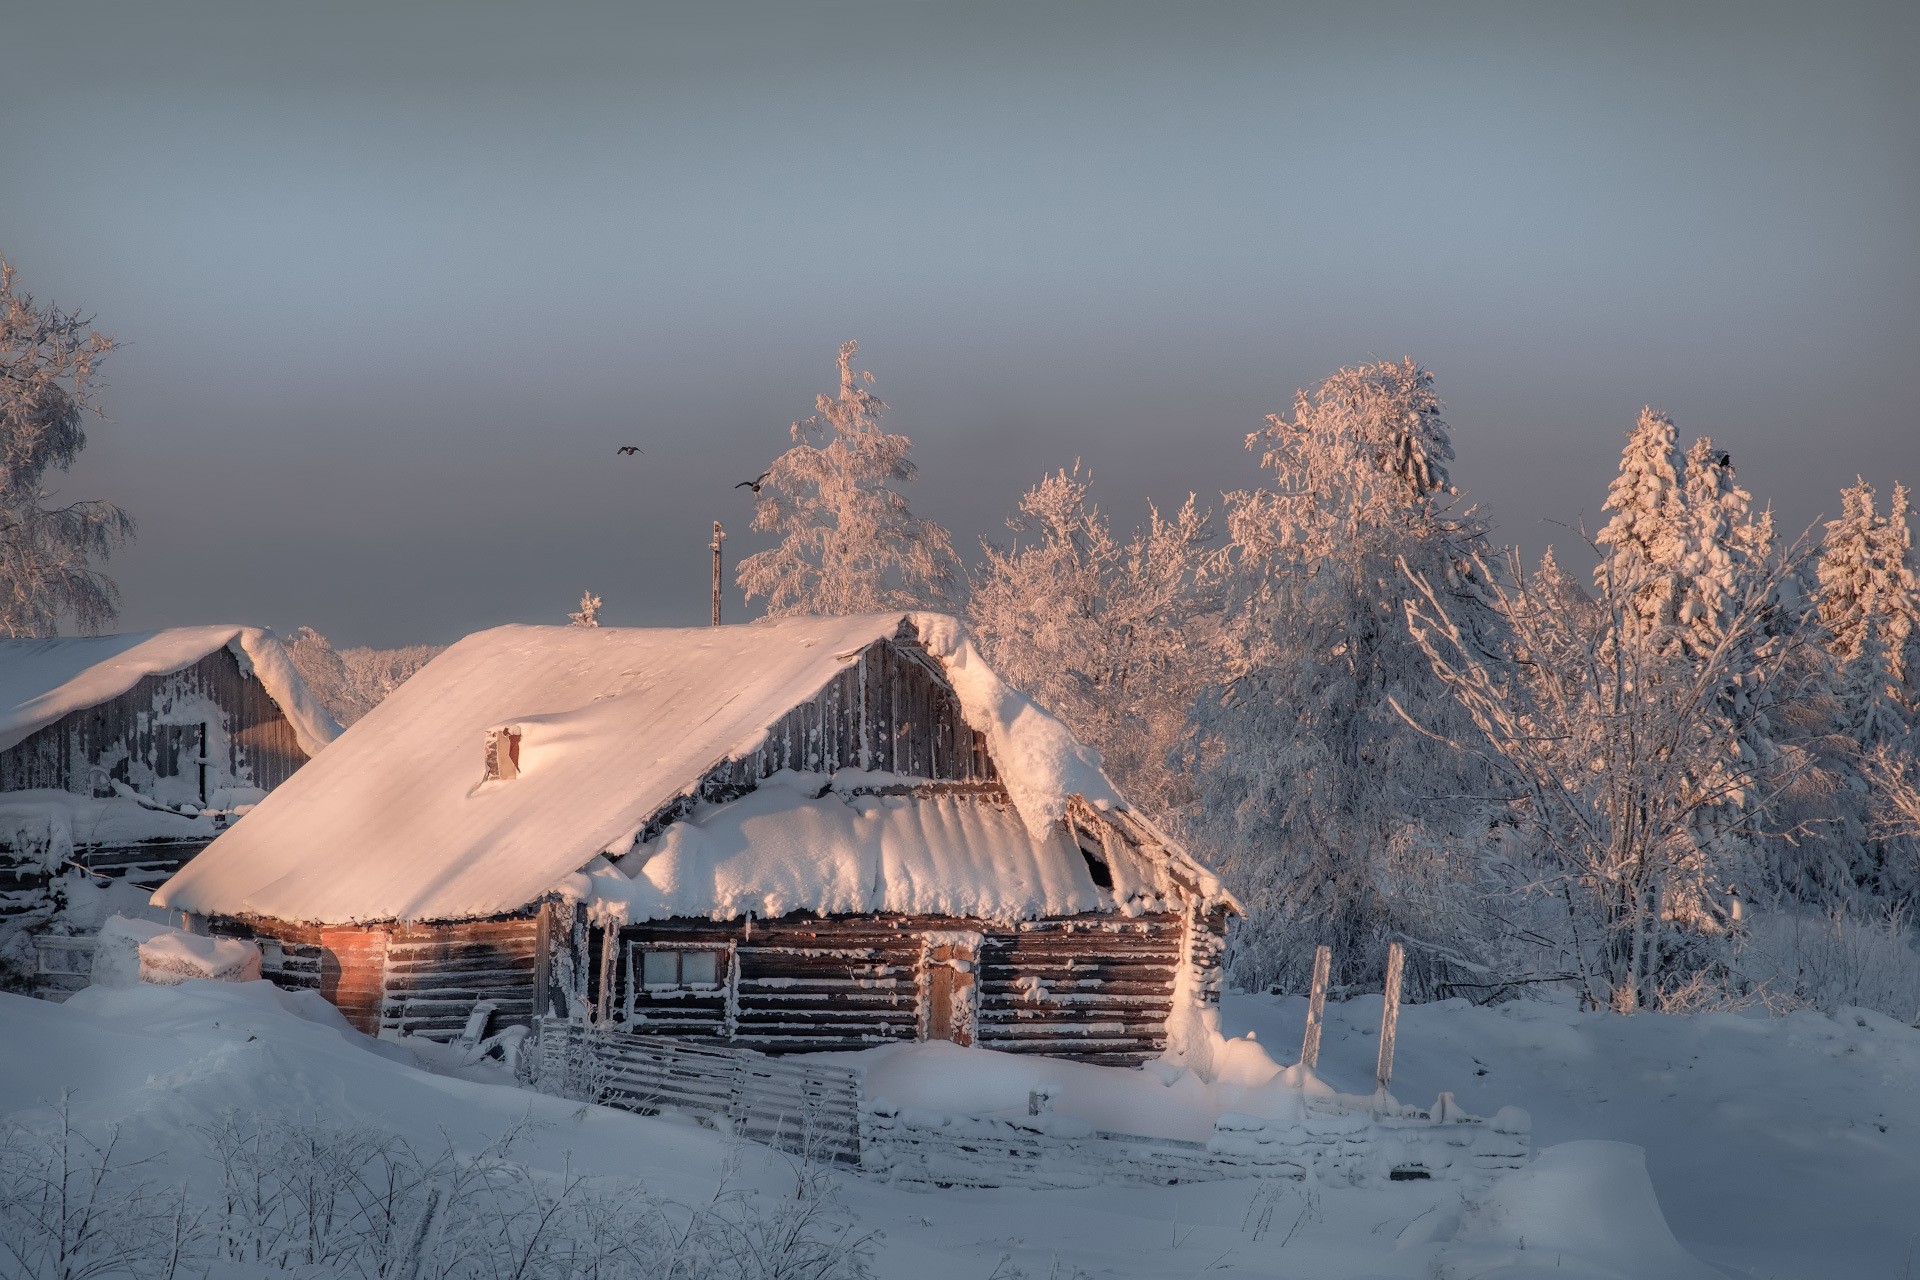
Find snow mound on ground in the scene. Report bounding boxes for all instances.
[1428,1141,1721,1279]
[91,914,262,986]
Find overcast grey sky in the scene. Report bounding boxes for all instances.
[4,0,1915,646]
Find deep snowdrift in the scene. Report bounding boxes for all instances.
[8,979,1901,1276]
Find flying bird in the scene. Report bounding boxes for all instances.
[735,470,772,494]
[616,445,643,456]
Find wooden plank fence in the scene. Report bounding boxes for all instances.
[31,934,96,1002]
[529,1019,1528,1190]
[532,1018,865,1164]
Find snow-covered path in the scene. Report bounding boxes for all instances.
[1,980,1911,1277]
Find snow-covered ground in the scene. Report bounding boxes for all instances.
[0,980,1911,1278]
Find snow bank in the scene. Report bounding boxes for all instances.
[159,615,1169,926]
[1428,1141,1722,1279]
[92,914,261,987]
[0,981,1848,1280]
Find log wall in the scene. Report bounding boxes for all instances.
[975,917,1186,1066]
[220,914,541,1040]
[378,918,541,1040]
[587,908,1214,1067]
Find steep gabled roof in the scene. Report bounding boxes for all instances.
[0,626,340,759]
[156,613,1220,926]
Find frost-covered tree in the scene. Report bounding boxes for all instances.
[968,463,1219,813]
[1816,479,1919,736]
[569,591,603,628]
[0,254,132,636]
[1791,479,1920,906]
[284,627,444,727]
[1184,359,1503,996]
[737,341,959,617]
[1594,408,1691,640]
[1405,532,1813,1012]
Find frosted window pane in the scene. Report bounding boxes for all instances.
[641,950,678,987]
[682,951,719,986]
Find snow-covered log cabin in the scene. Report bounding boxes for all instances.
[157,614,1238,1066]
[1,627,338,920]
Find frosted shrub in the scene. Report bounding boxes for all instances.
[1734,908,1920,1021]
[0,1093,199,1280]
[4,1098,873,1280]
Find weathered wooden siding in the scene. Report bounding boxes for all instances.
[579,907,1212,1066]
[974,916,1185,1066]
[378,917,541,1041]
[218,914,540,1041]
[634,632,999,843]
[0,647,308,797]
[0,840,216,925]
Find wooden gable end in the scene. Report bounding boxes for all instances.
[633,627,1002,844]
[0,646,309,799]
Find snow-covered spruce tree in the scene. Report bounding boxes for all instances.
[1183,359,1506,998]
[968,463,1220,814]
[737,341,960,617]
[0,254,131,636]
[1593,407,1688,638]
[1804,479,1920,903]
[1816,479,1919,737]
[569,590,603,628]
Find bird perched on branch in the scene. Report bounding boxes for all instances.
[616,445,643,456]
[735,470,772,494]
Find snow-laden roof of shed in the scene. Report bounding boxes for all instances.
[0,627,339,759]
[155,614,1157,926]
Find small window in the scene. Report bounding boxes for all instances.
[635,947,726,991]
[641,949,678,988]
[682,950,718,986]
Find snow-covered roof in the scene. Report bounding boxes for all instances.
[563,770,1180,924]
[155,613,1191,926]
[0,627,340,759]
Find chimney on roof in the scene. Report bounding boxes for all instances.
[485,727,521,781]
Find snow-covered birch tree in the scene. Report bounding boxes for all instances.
[0,254,132,636]
[736,342,960,617]
[968,463,1220,812]
[1402,410,1822,1010]
[1404,530,1812,1012]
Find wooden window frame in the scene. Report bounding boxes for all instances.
[619,941,734,1025]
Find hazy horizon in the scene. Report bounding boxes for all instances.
[5,0,1915,647]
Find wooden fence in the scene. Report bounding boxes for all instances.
[532,1018,865,1164]
[530,1018,1529,1190]
[30,934,96,1002]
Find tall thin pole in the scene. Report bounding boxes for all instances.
[1376,940,1405,1096]
[710,521,726,626]
[1300,943,1332,1070]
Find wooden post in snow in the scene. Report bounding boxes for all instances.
[1376,940,1405,1095]
[1300,944,1332,1070]
[710,521,726,627]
